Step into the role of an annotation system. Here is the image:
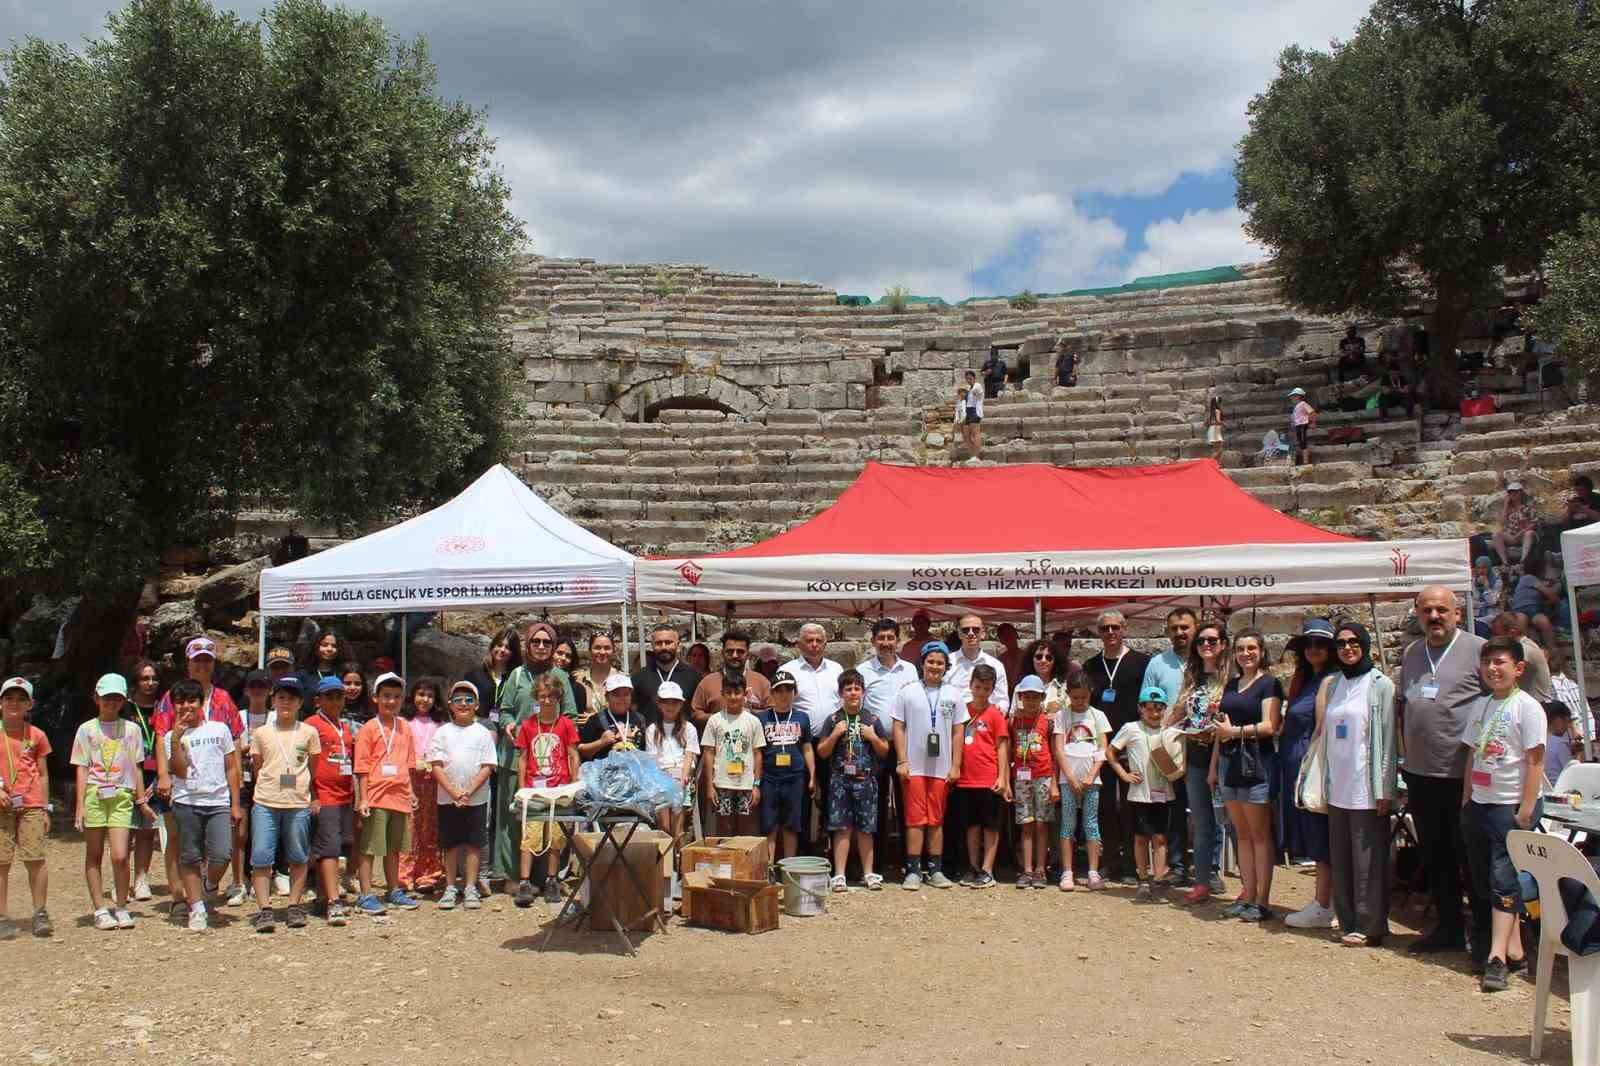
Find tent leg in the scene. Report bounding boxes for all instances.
[1033,597,1043,642]
[1368,594,1387,670]
[638,603,649,670]
[621,595,630,676]
[691,605,698,644]
[1569,577,1594,761]
[257,613,267,669]
[401,617,408,681]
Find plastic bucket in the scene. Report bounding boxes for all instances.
[777,856,831,917]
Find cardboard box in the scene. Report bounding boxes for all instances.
[680,836,770,882]
[682,872,781,934]
[575,829,672,932]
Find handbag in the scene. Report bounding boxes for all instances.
[1223,738,1266,788]
[1294,729,1329,814]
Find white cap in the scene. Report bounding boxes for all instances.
[604,673,634,693]
[1507,480,1524,491]
[185,636,218,660]
[1,676,33,699]
[657,681,684,702]
[449,680,479,701]
[1287,387,1306,397]
[372,671,405,692]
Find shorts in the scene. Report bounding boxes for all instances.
[249,805,311,868]
[714,789,755,817]
[0,808,48,864]
[1463,800,1541,915]
[1060,785,1101,841]
[1294,423,1310,449]
[903,776,950,828]
[759,776,805,834]
[437,803,489,850]
[827,773,880,835]
[1217,780,1271,805]
[358,808,412,857]
[1205,425,1223,444]
[173,803,233,868]
[963,409,982,425]
[1128,801,1169,839]
[84,788,135,830]
[310,804,355,861]
[951,785,1005,832]
[1013,777,1056,825]
[133,795,162,831]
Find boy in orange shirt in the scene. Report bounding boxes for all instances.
[0,678,52,939]
[353,672,418,916]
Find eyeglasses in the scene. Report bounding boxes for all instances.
[449,695,478,705]
[527,638,553,647]
[1196,636,1223,647]
[1336,638,1363,649]
[960,627,982,635]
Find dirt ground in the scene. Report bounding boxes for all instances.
[2,835,1582,1066]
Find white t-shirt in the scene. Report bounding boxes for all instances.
[645,720,701,776]
[1460,690,1547,805]
[426,721,497,806]
[1111,721,1171,805]
[1325,673,1374,811]
[1055,706,1111,786]
[164,721,235,806]
[964,382,984,419]
[888,681,968,779]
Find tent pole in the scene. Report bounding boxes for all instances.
[691,605,698,644]
[621,595,630,677]
[1568,575,1594,760]
[1033,597,1043,642]
[257,612,266,669]
[401,616,408,681]
[638,602,648,670]
[1368,595,1387,670]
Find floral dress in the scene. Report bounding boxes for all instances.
[399,716,444,890]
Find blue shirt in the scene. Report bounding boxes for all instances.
[1142,650,1186,708]
[755,708,812,780]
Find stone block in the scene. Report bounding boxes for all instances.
[930,333,990,351]
[811,383,847,409]
[195,556,270,616]
[147,600,204,654]
[917,350,957,370]
[409,627,491,681]
[830,357,874,383]
[534,381,588,403]
[845,383,867,409]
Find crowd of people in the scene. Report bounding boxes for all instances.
[0,593,1591,995]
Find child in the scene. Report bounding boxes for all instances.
[1109,687,1174,902]
[1545,701,1577,784]
[427,681,497,911]
[305,675,357,925]
[889,642,968,890]
[958,369,984,461]
[71,673,149,930]
[513,673,580,907]
[701,676,766,837]
[0,677,50,939]
[578,672,647,762]
[1053,665,1111,891]
[228,670,273,906]
[644,678,699,899]
[1472,555,1503,627]
[1010,676,1058,889]
[755,670,815,863]
[1205,395,1225,463]
[399,678,446,894]
[953,664,1010,889]
[353,671,419,916]
[816,669,890,891]
[1288,387,1317,466]
[1460,636,1547,992]
[247,675,321,932]
[165,678,243,932]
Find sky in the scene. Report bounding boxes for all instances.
[6,0,1373,299]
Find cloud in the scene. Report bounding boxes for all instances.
[1127,207,1269,280]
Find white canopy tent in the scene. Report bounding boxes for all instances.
[1561,519,1600,747]
[258,464,638,671]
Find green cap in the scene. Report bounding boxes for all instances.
[94,673,129,698]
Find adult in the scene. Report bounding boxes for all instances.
[752,645,780,682]
[122,659,163,902]
[463,627,521,734]
[631,624,703,725]
[552,639,589,715]
[859,619,918,847]
[1082,611,1148,884]
[888,641,967,889]
[1337,325,1367,383]
[995,624,1026,694]
[1550,644,1595,755]
[690,630,773,725]
[1471,555,1503,632]
[782,623,844,848]
[1564,474,1599,531]
[491,621,577,884]
[1492,611,1553,702]
[1279,619,1337,929]
[570,632,622,722]
[1315,623,1398,947]
[1212,628,1283,921]
[1017,638,1069,717]
[1169,619,1231,904]
[981,351,1009,399]
[295,630,351,715]
[1141,607,1196,881]
[1399,586,1487,955]
[957,369,983,462]
[946,614,1010,712]
[1491,479,1538,568]
[686,642,712,676]
[899,610,934,664]
[1053,340,1078,388]
[1205,396,1225,462]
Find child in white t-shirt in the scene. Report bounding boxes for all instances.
[1109,690,1175,902]
[1051,669,1110,891]
[645,684,700,896]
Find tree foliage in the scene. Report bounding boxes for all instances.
[0,0,524,603]
[1235,0,1600,404]
[1524,213,1600,380]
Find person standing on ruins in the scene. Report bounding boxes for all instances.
[957,370,983,462]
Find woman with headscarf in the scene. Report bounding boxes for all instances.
[1281,619,1338,930]
[1312,621,1397,946]
[489,620,577,883]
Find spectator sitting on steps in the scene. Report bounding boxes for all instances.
[1490,476,1538,570]
[1337,325,1367,383]
[1565,474,1599,531]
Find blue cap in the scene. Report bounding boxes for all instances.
[272,674,303,694]
[1014,676,1047,695]
[920,640,949,660]
[316,676,345,695]
[1139,686,1169,704]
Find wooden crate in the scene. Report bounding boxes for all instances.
[682,873,781,934]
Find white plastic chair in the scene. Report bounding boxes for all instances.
[1555,763,1600,803]
[1508,830,1600,1066]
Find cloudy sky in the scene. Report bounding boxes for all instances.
[8,0,1370,299]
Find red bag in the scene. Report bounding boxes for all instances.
[1460,394,1496,418]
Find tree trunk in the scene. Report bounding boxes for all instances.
[1427,280,1473,411]
[33,582,142,760]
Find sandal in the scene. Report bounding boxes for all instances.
[830,874,848,893]
[1340,932,1369,947]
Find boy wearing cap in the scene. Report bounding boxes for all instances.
[0,677,51,938]
[266,647,296,682]
[816,669,889,891]
[757,669,816,863]
[165,678,243,931]
[1011,676,1058,889]
[71,673,149,930]
[888,642,968,890]
[701,675,766,836]
[1288,388,1317,466]
[578,673,647,761]
[354,672,419,915]
[428,681,497,910]
[247,676,321,932]
[1109,687,1177,902]
[306,676,357,924]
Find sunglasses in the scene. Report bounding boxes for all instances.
[1336,638,1363,649]
[959,626,982,635]
[1034,651,1054,660]
[449,695,478,705]
[1196,636,1223,647]
[1098,624,1123,632]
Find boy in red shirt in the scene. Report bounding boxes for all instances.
[353,672,418,916]
[1011,676,1058,888]
[306,676,357,925]
[954,664,1010,889]
[513,673,580,906]
[0,678,52,939]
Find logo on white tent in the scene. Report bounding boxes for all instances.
[437,535,486,556]
[289,583,312,609]
[677,560,704,587]
[1390,548,1410,577]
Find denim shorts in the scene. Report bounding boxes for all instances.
[1218,780,1271,804]
[173,803,233,867]
[249,805,310,868]
[1462,799,1542,915]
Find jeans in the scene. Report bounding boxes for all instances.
[249,805,310,868]
[1185,764,1224,884]
[1461,799,1543,961]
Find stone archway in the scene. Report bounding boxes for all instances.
[606,374,766,421]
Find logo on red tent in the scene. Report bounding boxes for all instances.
[436,535,486,556]
[677,560,704,587]
[1390,548,1410,577]
[288,583,313,609]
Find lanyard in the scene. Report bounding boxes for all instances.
[317,712,348,761]
[130,703,155,748]
[1423,630,1460,679]
[1474,696,1516,759]
[843,711,861,758]
[3,726,20,790]
[654,664,678,688]
[923,685,942,731]
[1102,649,1127,689]
[95,719,126,782]
[771,708,794,746]
[376,717,398,762]
[271,722,303,772]
[605,710,631,740]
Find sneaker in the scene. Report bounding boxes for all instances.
[1116,873,1139,888]
[926,870,955,889]
[0,917,17,940]
[958,868,979,887]
[1284,901,1336,929]
[970,871,996,889]
[133,876,152,902]
[385,889,420,911]
[187,903,208,932]
[830,874,848,893]
[1506,956,1527,975]
[1222,899,1248,918]
[224,883,247,907]
[1180,885,1212,906]
[1209,875,1226,895]
[326,901,349,926]
[1015,873,1033,890]
[1481,957,1510,993]
[1134,881,1154,903]
[514,880,536,908]
[1059,870,1075,892]
[93,908,118,931]
[542,880,561,904]
[1032,871,1048,890]
[251,908,277,934]
[902,871,922,891]
[864,873,884,891]
[1086,871,1106,892]
[285,905,307,929]
[462,885,483,909]
[438,886,459,910]
[113,907,135,930]
[32,909,52,938]
[273,873,291,897]
[1239,903,1268,922]
[354,893,386,916]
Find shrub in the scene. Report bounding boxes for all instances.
[1009,290,1040,311]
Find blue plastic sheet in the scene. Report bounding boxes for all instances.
[578,750,682,819]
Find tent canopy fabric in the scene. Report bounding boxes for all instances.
[1563,520,1600,589]
[259,464,635,617]
[635,461,1470,620]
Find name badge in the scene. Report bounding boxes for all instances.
[726,760,744,776]
[489,711,501,724]
[1016,768,1032,782]
[1419,682,1440,700]
[338,763,354,776]
[1101,688,1117,704]
[97,786,120,800]
[278,773,298,790]
[964,733,974,746]
[8,794,22,809]
[380,764,399,777]
[775,752,792,768]
[1471,769,1492,788]
[926,732,941,757]
[1335,722,1349,740]
[241,770,252,782]
[530,776,549,789]
[842,760,859,777]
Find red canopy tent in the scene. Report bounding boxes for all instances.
[635,461,1470,623]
